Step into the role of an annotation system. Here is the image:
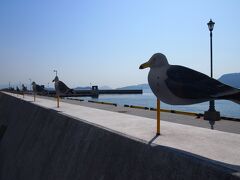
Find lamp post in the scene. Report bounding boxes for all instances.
[208,19,214,78]
[29,78,32,91]
[53,70,59,107]
[204,19,220,129]
[54,70,58,76]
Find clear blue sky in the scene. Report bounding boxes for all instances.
[0,0,240,88]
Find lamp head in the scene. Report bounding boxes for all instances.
[207,19,215,32]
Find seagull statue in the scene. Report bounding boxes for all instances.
[32,82,46,94]
[22,84,27,92]
[52,76,74,96]
[139,53,240,105]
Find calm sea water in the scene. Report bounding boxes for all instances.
[73,93,240,118]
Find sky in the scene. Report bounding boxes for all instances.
[0,0,240,89]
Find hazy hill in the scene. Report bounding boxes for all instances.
[218,73,240,88]
[117,83,149,90]
[74,86,91,90]
[117,83,151,93]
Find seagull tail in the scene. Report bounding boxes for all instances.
[67,89,75,94]
[232,100,240,104]
[222,91,240,104]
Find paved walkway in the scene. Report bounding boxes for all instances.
[61,97,240,134]
[5,92,240,172]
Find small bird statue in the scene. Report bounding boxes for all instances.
[139,53,240,105]
[52,76,73,96]
[22,84,27,92]
[32,82,46,94]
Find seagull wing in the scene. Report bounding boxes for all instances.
[58,81,70,94]
[36,84,44,92]
[166,65,238,99]
[32,85,36,92]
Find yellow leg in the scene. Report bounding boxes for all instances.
[156,98,160,135]
[57,96,60,108]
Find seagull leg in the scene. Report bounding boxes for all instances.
[57,96,60,108]
[156,99,161,135]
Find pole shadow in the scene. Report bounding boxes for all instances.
[148,134,160,145]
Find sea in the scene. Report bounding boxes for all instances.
[72,92,240,119]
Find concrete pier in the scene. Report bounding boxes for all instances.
[0,92,240,180]
[47,89,143,97]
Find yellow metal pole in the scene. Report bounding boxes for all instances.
[156,98,160,135]
[57,96,60,108]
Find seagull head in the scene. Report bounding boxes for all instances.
[139,53,169,69]
[52,76,59,82]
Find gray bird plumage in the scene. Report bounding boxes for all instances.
[22,84,27,92]
[139,53,240,105]
[52,76,73,96]
[32,81,46,94]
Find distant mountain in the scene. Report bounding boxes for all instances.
[74,86,91,90]
[117,83,152,93]
[218,73,240,88]
[117,83,148,90]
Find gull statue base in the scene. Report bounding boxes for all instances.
[204,110,220,121]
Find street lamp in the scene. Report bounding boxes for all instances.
[29,78,32,91]
[53,70,58,76]
[204,19,220,129]
[207,19,214,78]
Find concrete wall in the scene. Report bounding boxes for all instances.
[0,92,239,180]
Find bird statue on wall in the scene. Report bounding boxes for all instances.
[139,53,240,105]
[32,82,46,94]
[22,84,27,92]
[52,76,74,96]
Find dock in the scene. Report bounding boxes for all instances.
[43,89,142,97]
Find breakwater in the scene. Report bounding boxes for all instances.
[48,89,143,97]
[4,89,143,98]
[0,92,239,180]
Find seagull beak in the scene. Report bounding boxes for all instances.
[52,79,55,82]
[139,62,150,69]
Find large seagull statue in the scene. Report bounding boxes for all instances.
[139,53,240,105]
